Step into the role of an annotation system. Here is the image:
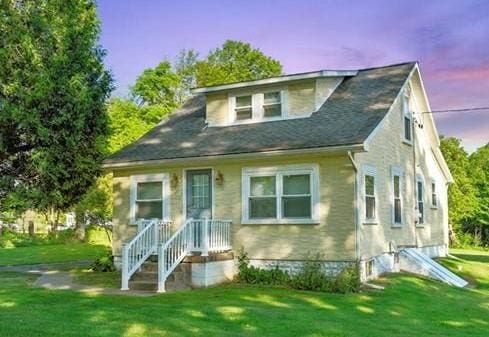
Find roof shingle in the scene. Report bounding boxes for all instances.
[104,62,415,165]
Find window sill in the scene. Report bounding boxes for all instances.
[363,221,379,226]
[241,218,319,225]
[431,206,439,210]
[402,139,413,146]
[391,224,403,228]
[415,224,426,228]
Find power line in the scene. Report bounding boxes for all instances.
[419,107,489,114]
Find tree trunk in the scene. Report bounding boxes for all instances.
[75,210,86,241]
[28,221,35,237]
[448,223,459,247]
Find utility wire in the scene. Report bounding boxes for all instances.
[419,106,489,114]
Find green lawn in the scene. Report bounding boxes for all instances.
[0,243,109,266]
[0,249,487,336]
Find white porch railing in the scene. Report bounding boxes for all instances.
[157,219,232,292]
[121,219,172,290]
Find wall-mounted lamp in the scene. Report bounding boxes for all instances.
[170,173,179,191]
[215,171,224,186]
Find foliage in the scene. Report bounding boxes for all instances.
[0,0,113,222]
[195,40,283,87]
[236,249,360,293]
[91,253,115,272]
[174,49,199,104]
[440,137,489,246]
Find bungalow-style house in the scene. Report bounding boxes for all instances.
[103,62,457,292]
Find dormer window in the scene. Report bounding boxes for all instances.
[235,95,253,120]
[263,92,282,117]
[231,91,285,123]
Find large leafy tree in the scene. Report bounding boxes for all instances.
[439,137,478,241]
[0,0,112,228]
[468,143,489,243]
[195,40,282,86]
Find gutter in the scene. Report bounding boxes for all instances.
[103,143,365,170]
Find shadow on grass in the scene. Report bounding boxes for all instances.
[0,270,488,337]
[450,253,489,264]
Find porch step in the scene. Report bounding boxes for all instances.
[129,261,192,292]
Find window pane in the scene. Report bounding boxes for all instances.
[366,196,375,220]
[404,117,411,141]
[393,175,400,197]
[264,104,281,117]
[250,176,276,196]
[283,174,310,195]
[365,175,375,195]
[249,197,276,218]
[418,202,424,224]
[282,196,311,218]
[264,92,280,105]
[417,181,423,201]
[192,174,210,208]
[236,95,252,107]
[136,201,162,219]
[394,199,402,223]
[137,182,162,200]
[236,107,252,120]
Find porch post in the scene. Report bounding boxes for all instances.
[201,218,209,257]
[121,243,129,290]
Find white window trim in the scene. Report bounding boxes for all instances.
[390,166,404,227]
[402,93,413,145]
[416,174,425,227]
[241,164,320,225]
[430,179,438,209]
[361,164,378,225]
[228,89,289,125]
[129,173,170,224]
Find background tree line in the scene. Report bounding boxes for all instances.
[440,138,489,247]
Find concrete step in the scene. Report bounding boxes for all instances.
[129,260,192,292]
[129,280,158,292]
[131,271,157,282]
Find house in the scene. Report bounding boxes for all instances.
[103,61,454,292]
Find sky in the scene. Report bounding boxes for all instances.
[97,0,489,152]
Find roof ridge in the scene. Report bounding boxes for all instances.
[358,61,418,72]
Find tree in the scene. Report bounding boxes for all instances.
[439,137,478,242]
[468,143,489,244]
[195,40,282,86]
[174,49,199,104]
[0,0,112,229]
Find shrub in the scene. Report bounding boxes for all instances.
[235,249,361,293]
[91,253,115,272]
[0,228,79,248]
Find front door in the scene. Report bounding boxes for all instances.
[186,169,212,219]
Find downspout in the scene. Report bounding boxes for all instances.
[412,114,418,248]
[348,151,360,261]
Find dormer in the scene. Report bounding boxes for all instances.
[192,70,358,127]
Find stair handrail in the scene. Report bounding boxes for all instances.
[157,218,193,292]
[121,219,159,291]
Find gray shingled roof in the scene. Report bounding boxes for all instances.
[104,62,415,165]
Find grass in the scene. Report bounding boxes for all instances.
[71,268,120,288]
[0,249,487,336]
[0,243,109,266]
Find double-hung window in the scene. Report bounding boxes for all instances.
[130,174,169,223]
[235,95,253,121]
[232,91,284,122]
[263,91,282,117]
[362,165,377,224]
[391,166,403,226]
[243,165,319,224]
[431,180,438,208]
[403,94,412,143]
[416,176,425,225]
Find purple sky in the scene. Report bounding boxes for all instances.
[97,0,489,152]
